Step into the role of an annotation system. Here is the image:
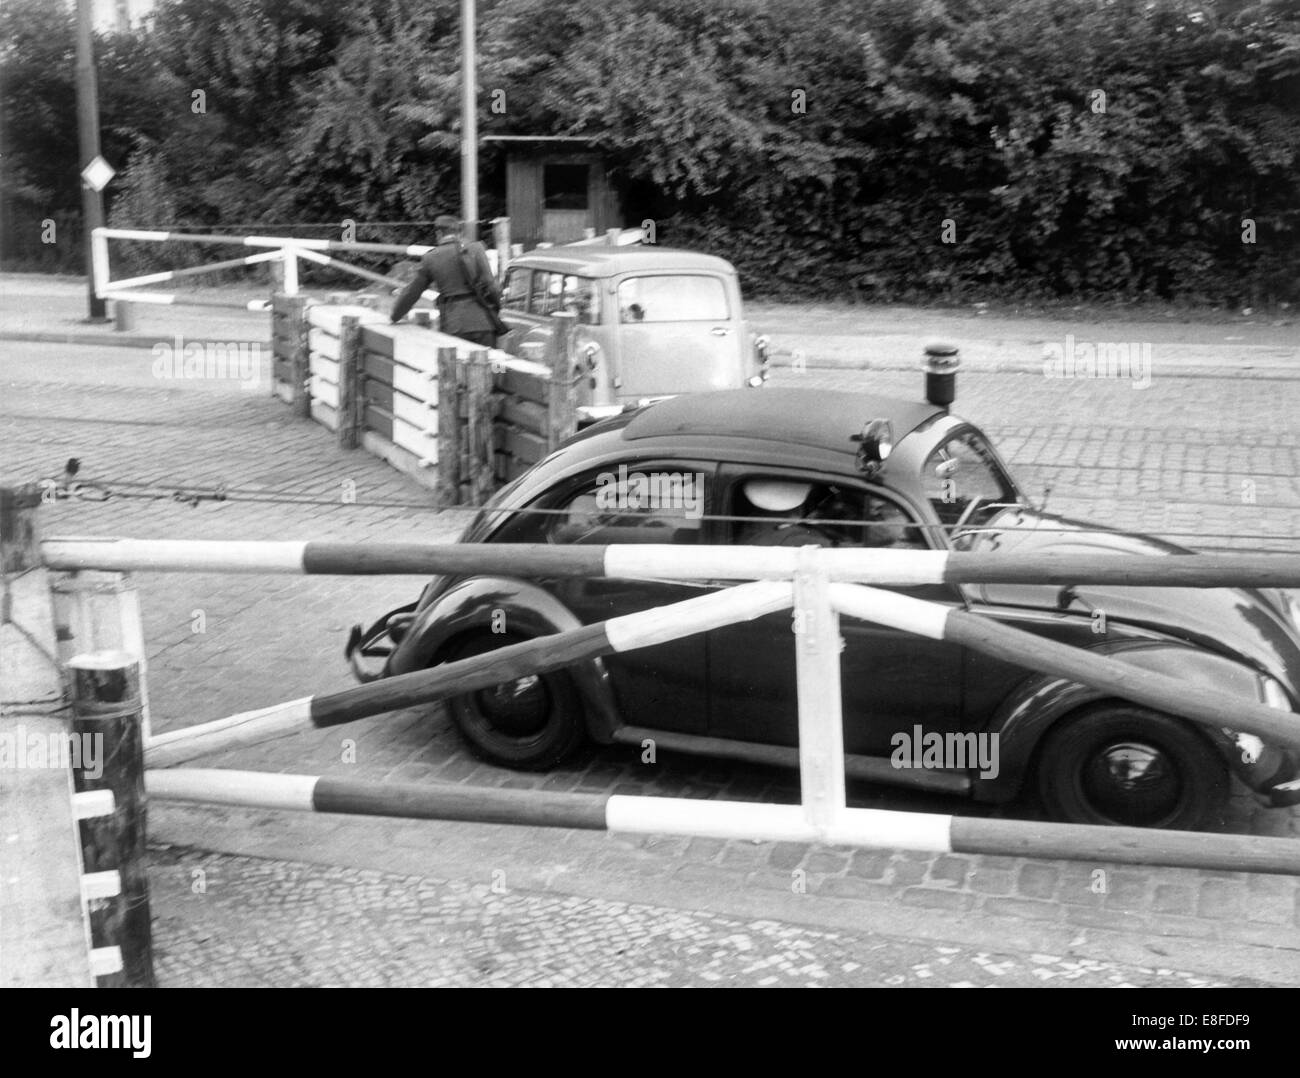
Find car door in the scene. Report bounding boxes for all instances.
[497,459,718,735]
[706,467,967,755]
[612,273,746,398]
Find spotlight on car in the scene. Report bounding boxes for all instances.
[851,418,894,477]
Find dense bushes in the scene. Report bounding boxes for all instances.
[2,0,1296,303]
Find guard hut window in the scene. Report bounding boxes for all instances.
[543,164,590,211]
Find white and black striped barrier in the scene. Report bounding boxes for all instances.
[146,768,1300,877]
[95,228,435,258]
[144,580,795,767]
[92,227,437,310]
[142,574,1300,769]
[39,537,1300,588]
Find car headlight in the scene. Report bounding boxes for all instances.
[1261,675,1293,712]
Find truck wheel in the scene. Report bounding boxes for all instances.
[441,631,586,770]
[1034,704,1228,830]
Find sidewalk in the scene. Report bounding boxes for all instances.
[3,276,1299,987]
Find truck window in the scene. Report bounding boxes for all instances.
[617,275,729,323]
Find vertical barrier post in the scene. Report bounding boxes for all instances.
[281,247,299,296]
[286,294,311,419]
[545,310,578,450]
[112,300,133,333]
[337,314,362,450]
[464,350,495,505]
[67,651,155,988]
[793,548,846,833]
[436,347,461,505]
[51,571,153,741]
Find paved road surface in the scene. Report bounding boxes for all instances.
[3,275,1298,987]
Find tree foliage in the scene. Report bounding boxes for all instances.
[2,0,1296,303]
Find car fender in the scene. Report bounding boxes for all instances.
[385,575,622,743]
[975,639,1288,803]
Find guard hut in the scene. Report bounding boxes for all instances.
[483,136,623,250]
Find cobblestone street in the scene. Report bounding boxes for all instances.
[3,278,1299,986]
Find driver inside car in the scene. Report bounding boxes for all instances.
[735,479,837,547]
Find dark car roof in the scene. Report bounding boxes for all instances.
[507,246,735,277]
[621,388,945,457]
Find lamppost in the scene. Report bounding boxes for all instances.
[74,0,109,321]
[460,0,478,242]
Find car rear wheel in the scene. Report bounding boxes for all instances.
[442,630,586,770]
[1034,704,1228,830]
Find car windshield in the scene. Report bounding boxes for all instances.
[921,430,1019,548]
[617,275,729,322]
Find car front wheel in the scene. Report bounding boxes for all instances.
[441,630,586,770]
[1034,704,1228,830]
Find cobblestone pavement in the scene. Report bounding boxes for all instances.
[4,280,1300,986]
[149,846,1278,988]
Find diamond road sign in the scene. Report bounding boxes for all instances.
[80,156,115,192]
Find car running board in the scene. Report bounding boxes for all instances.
[610,726,972,796]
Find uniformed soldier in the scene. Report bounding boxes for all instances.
[389,214,503,347]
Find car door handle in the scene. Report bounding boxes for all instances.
[711,327,731,336]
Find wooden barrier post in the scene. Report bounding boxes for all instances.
[68,651,154,988]
[436,347,461,505]
[286,294,312,418]
[337,314,363,450]
[494,218,511,282]
[545,311,578,450]
[465,350,495,506]
[0,482,97,986]
[112,300,133,332]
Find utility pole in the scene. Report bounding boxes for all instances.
[460,0,478,242]
[74,0,108,320]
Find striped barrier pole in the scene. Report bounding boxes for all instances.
[39,537,1300,589]
[143,580,794,766]
[95,227,434,258]
[830,583,1300,751]
[104,249,284,293]
[146,769,1300,877]
[99,291,273,311]
[293,246,412,293]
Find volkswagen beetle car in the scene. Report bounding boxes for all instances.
[497,247,768,423]
[347,387,1300,830]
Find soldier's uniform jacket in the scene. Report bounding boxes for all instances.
[390,238,501,333]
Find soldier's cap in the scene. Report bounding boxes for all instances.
[434,214,461,232]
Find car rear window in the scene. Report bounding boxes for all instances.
[617,275,729,323]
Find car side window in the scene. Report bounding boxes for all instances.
[728,477,928,549]
[501,267,529,310]
[528,270,553,315]
[561,275,600,325]
[546,466,707,546]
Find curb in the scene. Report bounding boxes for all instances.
[0,329,269,350]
